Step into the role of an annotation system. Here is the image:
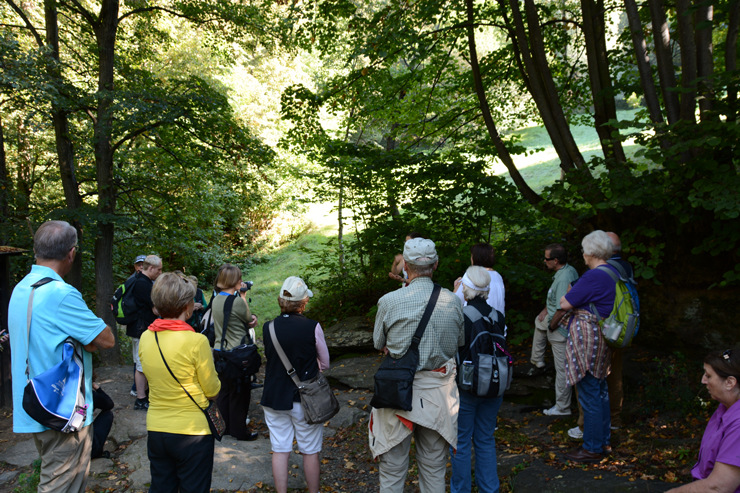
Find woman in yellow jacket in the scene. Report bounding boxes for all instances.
[139,272,221,493]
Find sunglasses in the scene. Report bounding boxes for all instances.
[543,257,556,262]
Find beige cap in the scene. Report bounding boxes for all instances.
[279,276,313,301]
[403,238,438,266]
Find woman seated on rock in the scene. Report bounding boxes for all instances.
[667,349,740,493]
[139,272,221,492]
[261,276,330,493]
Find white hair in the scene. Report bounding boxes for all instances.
[582,230,614,261]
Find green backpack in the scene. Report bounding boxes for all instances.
[593,266,640,348]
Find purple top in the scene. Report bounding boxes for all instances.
[692,401,740,489]
[564,264,620,318]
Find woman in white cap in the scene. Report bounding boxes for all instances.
[261,277,330,493]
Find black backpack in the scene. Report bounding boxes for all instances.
[110,272,139,325]
[456,304,512,398]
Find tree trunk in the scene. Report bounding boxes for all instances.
[0,109,7,239]
[694,0,715,121]
[649,0,681,124]
[580,0,626,165]
[675,0,697,123]
[93,0,121,365]
[624,0,665,125]
[501,0,576,173]
[467,0,543,207]
[44,0,85,289]
[727,0,739,122]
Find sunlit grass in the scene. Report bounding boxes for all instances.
[244,203,348,337]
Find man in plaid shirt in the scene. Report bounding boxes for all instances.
[371,238,465,493]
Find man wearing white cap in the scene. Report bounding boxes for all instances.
[370,238,465,493]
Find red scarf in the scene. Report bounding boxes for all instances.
[148,319,194,332]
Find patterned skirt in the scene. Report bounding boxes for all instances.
[561,309,612,387]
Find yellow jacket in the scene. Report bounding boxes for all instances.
[139,329,221,435]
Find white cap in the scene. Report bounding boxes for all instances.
[279,276,313,301]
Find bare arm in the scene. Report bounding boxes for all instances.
[666,462,740,493]
[560,295,574,311]
[537,307,547,322]
[83,326,115,352]
[548,309,568,331]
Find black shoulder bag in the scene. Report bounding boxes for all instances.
[154,332,225,441]
[370,283,442,411]
[213,295,261,381]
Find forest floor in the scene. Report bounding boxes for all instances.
[0,342,708,493]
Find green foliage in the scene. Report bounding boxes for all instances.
[13,459,41,493]
[637,352,710,417]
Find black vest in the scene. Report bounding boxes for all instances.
[260,313,320,411]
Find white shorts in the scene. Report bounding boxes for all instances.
[132,337,142,372]
[263,402,323,454]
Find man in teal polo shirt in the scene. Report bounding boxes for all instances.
[531,243,579,416]
[9,220,114,493]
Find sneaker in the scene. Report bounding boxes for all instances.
[134,398,149,410]
[130,382,137,397]
[543,405,572,416]
[530,360,546,369]
[610,424,621,430]
[568,426,583,440]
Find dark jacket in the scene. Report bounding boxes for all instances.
[260,313,319,411]
[127,273,156,338]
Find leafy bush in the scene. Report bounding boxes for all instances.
[14,459,41,493]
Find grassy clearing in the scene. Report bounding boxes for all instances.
[243,203,345,337]
[494,108,644,190]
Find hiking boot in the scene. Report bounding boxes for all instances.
[134,398,149,410]
[564,446,602,463]
[568,426,583,439]
[543,405,572,416]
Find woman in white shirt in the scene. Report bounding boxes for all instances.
[453,243,505,314]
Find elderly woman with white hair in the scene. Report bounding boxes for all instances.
[450,266,507,493]
[559,230,618,462]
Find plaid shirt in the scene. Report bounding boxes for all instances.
[374,276,464,371]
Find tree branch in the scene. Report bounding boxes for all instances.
[3,0,44,47]
[112,121,169,153]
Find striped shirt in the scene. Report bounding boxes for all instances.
[374,276,464,371]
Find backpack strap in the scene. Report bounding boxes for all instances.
[25,277,57,379]
[219,294,237,350]
[606,259,637,285]
[596,265,619,283]
[409,283,442,352]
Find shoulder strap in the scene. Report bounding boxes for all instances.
[25,277,56,379]
[220,295,237,349]
[154,332,204,411]
[596,265,619,284]
[268,320,304,389]
[409,283,442,351]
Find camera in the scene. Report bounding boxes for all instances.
[239,281,254,293]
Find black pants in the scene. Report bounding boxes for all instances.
[92,410,113,458]
[216,375,251,440]
[147,431,214,493]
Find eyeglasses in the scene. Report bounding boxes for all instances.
[543,257,556,262]
[70,244,79,252]
[723,349,732,361]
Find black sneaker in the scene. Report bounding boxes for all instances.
[134,398,149,410]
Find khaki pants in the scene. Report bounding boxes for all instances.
[378,425,448,493]
[34,424,92,493]
[532,316,572,410]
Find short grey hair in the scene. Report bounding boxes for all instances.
[34,221,77,261]
[582,230,614,261]
[462,266,490,301]
[406,261,435,278]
